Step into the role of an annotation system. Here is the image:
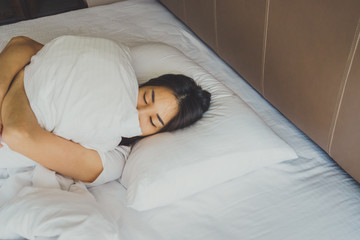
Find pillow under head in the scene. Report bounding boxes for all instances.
[120,43,298,211]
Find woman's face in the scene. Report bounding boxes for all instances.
[137,86,179,136]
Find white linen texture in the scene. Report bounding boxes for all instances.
[120,43,298,211]
[0,166,118,240]
[0,35,142,168]
[0,1,359,239]
[24,35,141,152]
[0,36,143,239]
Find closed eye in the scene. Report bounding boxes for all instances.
[150,116,156,127]
[143,92,147,104]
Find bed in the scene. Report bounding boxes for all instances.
[0,0,359,239]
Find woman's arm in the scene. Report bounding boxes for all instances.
[1,70,103,183]
[0,36,43,134]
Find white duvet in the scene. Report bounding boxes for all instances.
[0,36,142,239]
[25,35,141,152]
[1,1,360,239]
[0,35,142,168]
[0,166,118,240]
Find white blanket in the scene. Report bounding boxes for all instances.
[0,36,141,239]
[1,1,359,239]
[24,35,141,152]
[0,166,118,240]
[0,35,142,168]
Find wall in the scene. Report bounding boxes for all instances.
[159,0,360,182]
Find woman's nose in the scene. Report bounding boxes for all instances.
[137,104,153,114]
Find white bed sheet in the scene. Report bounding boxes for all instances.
[0,0,359,239]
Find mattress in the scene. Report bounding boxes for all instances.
[0,0,359,239]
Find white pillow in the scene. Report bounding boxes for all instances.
[24,35,141,152]
[120,43,298,211]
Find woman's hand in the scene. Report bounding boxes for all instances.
[1,70,41,147]
[1,70,38,135]
[0,36,103,182]
[1,70,103,183]
[0,36,43,142]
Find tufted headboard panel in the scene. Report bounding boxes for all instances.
[159,0,360,182]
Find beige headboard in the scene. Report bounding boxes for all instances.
[158,0,360,183]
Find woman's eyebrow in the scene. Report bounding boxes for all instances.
[157,114,164,126]
[152,89,164,126]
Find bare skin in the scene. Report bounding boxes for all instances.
[137,86,178,136]
[0,36,178,182]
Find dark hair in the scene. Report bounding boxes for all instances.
[120,74,211,146]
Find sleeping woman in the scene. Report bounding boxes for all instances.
[0,36,211,185]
